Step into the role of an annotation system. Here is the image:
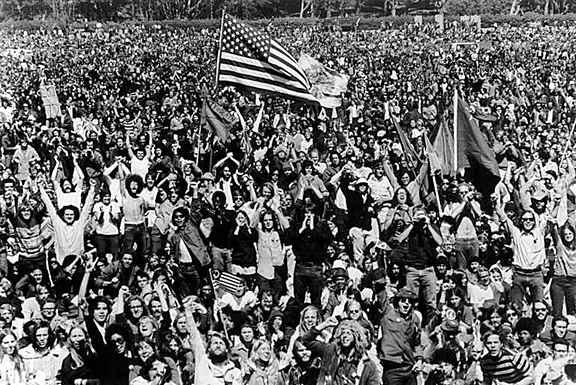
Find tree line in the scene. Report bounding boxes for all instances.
[0,0,574,24]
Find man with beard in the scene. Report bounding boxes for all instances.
[398,206,443,323]
[39,178,96,264]
[206,332,242,385]
[379,288,422,385]
[496,199,547,310]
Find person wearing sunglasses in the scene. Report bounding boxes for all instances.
[495,199,548,311]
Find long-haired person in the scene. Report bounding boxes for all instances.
[0,331,27,385]
[58,326,99,385]
[20,321,66,384]
[302,317,380,385]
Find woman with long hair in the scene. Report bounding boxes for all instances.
[286,305,324,362]
[282,338,321,385]
[550,221,576,316]
[130,355,177,385]
[159,334,193,385]
[0,332,27,385]
[302,318,379,385]
[243,339,282,385]
[19,321,66,384]
[58,326,99,385]
[255,206,290,296]
[131,339,182,385]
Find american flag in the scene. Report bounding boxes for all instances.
[211,269,244,295]
[216,14,316,102]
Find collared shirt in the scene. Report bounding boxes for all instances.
[506,216,547,270]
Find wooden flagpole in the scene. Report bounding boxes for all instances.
[214,8,226,91]
[453,90,458,173]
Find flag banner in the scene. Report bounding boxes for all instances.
[211,269,243,294]
[433,119,455,176]
[392,118,420,167]
[297,54,348,108]
[39,84,61,119]
[204,99,236,142]
[217,14,316,103]
[424,132,441,175]
[455,94,500,196]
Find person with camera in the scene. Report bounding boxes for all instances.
[288,200,333,308]
[302,316,381,385]
[396,206,443,324]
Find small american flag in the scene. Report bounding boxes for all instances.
[211,269,244,294]
[216,14,316,102]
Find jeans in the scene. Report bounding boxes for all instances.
[405,266,437,323]
[550,276,576,316]
[382,362,416,385]
[211,246,232,272]
[175,263,206,297]
[94,234,120,260]
[455,237,479,263]
[150,226,166,255]
[294,263,323,308]
[510,268,544,309]
[123,223,146,266]
[258,266,287,300]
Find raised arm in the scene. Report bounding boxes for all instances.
[80,180,97,222]
[125,135,135,159]
[38,182,57,219]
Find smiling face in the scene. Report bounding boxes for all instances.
[69,328,86,351]
[137,340,154,361]
[63,208,76,224]
[1,333,16,355]
[93,301,109,323]
[255,341,272,362]
[339,328,354,348]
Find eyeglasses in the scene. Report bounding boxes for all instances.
[349,309,361,314]
[111,337,125,344]
[535,308,547,312]
[521,217,535,222]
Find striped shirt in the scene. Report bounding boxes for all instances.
[480,349,531,384]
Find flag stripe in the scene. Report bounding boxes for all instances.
[221,52,292,80]
[219,64,309,92]
[270,41,310,87]
[219,74,317,101]
[213,271,244,294]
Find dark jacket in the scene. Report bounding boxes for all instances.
[228,226,258,267]
[379,305,422,365]
[168,221,211,266]
[288,219,332,265]
[345,190,375,231]
[303,327,380,385]
[59,353,100,385]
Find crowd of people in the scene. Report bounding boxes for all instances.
[0,17,576,385]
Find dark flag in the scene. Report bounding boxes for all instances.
[433,118,455,176]
[454,92,500,196]
[392,118,420,167]
[201,83,236,143]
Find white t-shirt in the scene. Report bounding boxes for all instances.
[92,202,122,235]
